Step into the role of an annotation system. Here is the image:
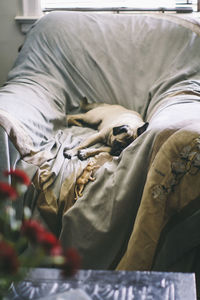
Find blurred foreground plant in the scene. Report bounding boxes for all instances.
[0,169,81,300]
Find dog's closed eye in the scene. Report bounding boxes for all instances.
[113,125,129,136]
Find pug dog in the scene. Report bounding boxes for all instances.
[64,97,148,160]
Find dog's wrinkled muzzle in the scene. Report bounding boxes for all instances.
[110,140,127,156]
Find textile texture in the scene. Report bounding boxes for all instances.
[0,12,200,270]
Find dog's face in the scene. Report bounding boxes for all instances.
[109,123,148,156]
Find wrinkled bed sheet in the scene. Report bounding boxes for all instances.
[1,12,200,270]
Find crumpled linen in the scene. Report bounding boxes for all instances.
[1,12,200,269]
[117,123,200,270]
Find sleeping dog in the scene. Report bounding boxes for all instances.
[64,97,148,160]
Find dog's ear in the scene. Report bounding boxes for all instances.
[137,122,149,137]
[113,125,129,136]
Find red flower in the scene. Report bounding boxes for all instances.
[4,169,30,186]
[62,248,81,277]
[0,182,17,200]
[0,240,19,275]
[21,220,62,255]
[21,220,46,244]
[39,232,62,256]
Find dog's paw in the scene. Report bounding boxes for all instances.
[78,149,89,160]
[63,149,77,159]
[63,152,72,159]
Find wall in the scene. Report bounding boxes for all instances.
[0,0,24,87]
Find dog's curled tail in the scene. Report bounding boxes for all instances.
[80,97,107,112]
